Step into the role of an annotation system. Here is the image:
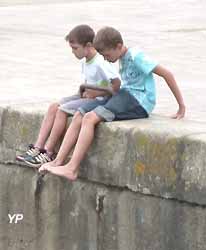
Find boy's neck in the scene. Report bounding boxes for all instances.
[85,48,97,62]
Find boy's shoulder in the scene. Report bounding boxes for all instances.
[95,53,117,70]
[125,47,157,66]
[84,53,105,66]
[83,53,119,76]
[125,47,144,61]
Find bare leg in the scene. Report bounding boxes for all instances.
[35,103,59,149]
[44,109,68,154]
[41,111,102,180]
[39,111,83,172]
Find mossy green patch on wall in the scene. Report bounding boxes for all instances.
[134,133,179,185]
[135,161,146,176]
[20,126,29,138]
[2,109,42,149]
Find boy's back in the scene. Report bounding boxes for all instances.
[120,47,157,114]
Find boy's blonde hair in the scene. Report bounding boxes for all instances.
[94,27,123,52]
[65,24,95,46]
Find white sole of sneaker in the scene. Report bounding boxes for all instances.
[24,160,42,168]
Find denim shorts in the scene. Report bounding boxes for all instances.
[78,89,148,121]
[58,94,109,115]
[78,96,110,115]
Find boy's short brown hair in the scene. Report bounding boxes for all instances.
[94,27,123,52]
[65,24,95,46]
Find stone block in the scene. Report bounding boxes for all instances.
[2,108,43,151]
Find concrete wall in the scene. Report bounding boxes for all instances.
[1,106,206,250]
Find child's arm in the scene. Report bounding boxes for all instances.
[111,78,121,93]
[80,84,113,95]
[80,78,121,98]
[82,89,112,99]
[153,65,186,119]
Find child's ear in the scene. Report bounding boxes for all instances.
[117,43,123,50]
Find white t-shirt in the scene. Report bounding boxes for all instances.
[81,53,120,87]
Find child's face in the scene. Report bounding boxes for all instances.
[69,42,87,59]
[100,45,122,63]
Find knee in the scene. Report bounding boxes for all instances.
[82,111,100,125]
[56,109,67,119]
[48,102,59,114]
[72,111,83,124]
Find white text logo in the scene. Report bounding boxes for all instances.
[8,213,24,224]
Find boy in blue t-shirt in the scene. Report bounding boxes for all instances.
[39,26,186,181]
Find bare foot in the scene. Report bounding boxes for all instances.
[43,164,79,181]
[38,160,59,173]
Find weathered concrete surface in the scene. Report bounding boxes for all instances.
[82,117,206,205]
[1,106,206,206]
[0,164,206,250]
[0,107,206,250]
[0,165,98,250]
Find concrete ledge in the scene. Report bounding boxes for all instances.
[1,106,206,250]
[1,106,206,205]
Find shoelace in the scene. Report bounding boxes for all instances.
[34,153,51,164]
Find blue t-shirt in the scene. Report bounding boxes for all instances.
[119,47,158,114]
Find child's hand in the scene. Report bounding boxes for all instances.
[83,89,109,99]
[171,105,186,119]
[82,90,96,99]
[82,91,88,98]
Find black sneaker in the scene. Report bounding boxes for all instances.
[24,150,54,168]
[16,144,41,162]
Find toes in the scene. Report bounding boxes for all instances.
[38,166,44,172]
[38,165,48,172]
